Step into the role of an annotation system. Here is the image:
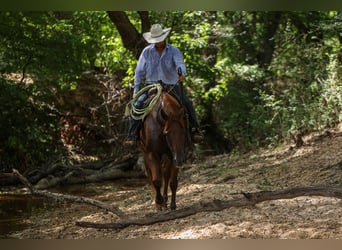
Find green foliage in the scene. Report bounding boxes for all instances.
[213,63,265,147]
[1,10,342,171]
[250,13,342,145]
[0,11,131,89]
[0,78,62,171]
[0,11,132,171]
[145,11,342,150]
[1,12,81,85]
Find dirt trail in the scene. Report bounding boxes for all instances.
[8,127,342,239]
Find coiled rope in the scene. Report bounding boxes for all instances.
[128,83,163,121]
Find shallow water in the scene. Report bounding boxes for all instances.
[0,178,146,238]
[0,194,53,238]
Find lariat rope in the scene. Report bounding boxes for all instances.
[128,83,163,121]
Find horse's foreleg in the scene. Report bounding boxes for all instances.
[146,153,165,210]
[152,179,164,211]
[169,166,179,210]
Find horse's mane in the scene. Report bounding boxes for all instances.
[160,92,183,119]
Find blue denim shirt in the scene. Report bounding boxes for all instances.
[133,43,187,94]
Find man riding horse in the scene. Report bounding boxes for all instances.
[124,23,202,146]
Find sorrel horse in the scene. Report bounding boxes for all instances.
[139,86,188,210]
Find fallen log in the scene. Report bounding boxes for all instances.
[33,156,142,189]
[76,185,342,230]
[10,169,342,231]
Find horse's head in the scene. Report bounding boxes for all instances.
[161,94,186,166]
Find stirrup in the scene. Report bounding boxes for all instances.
[124,136,136,147]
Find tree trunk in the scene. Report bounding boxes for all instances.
[137,11,150,34]
[106,11,148,59]
[338,12,342,65]
[257,11,282,67]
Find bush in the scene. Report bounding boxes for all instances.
[0,78,63,172]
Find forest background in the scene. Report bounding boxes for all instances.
[0,11,341,176]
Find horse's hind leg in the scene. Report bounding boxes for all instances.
[162,156,172,209]
[170,166,179,210]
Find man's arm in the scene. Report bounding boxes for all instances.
[133,50,147,95]
[173,47,187,79]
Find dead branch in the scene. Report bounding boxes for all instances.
[12,169,128,219]
[10,168,342,230]
[76,185,342,230]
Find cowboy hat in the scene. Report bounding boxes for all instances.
[143,24,171,44]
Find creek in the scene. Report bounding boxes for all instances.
[0,178,146,238]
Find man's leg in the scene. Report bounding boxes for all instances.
[124,92,147,146]
[174,85,203,143]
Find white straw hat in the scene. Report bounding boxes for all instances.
[143,24,171,43]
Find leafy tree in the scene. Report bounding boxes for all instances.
[0,11,131,170]
[1,10,341,173]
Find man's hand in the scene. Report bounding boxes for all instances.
[178,75,185,83]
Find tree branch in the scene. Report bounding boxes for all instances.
[76,185,342,230]
[12,169,128,219]
[10,169,342,231]
[106,11,147,59]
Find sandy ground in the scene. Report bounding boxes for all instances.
[7,127,342,239]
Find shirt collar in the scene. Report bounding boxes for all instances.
[153,42,169,50]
